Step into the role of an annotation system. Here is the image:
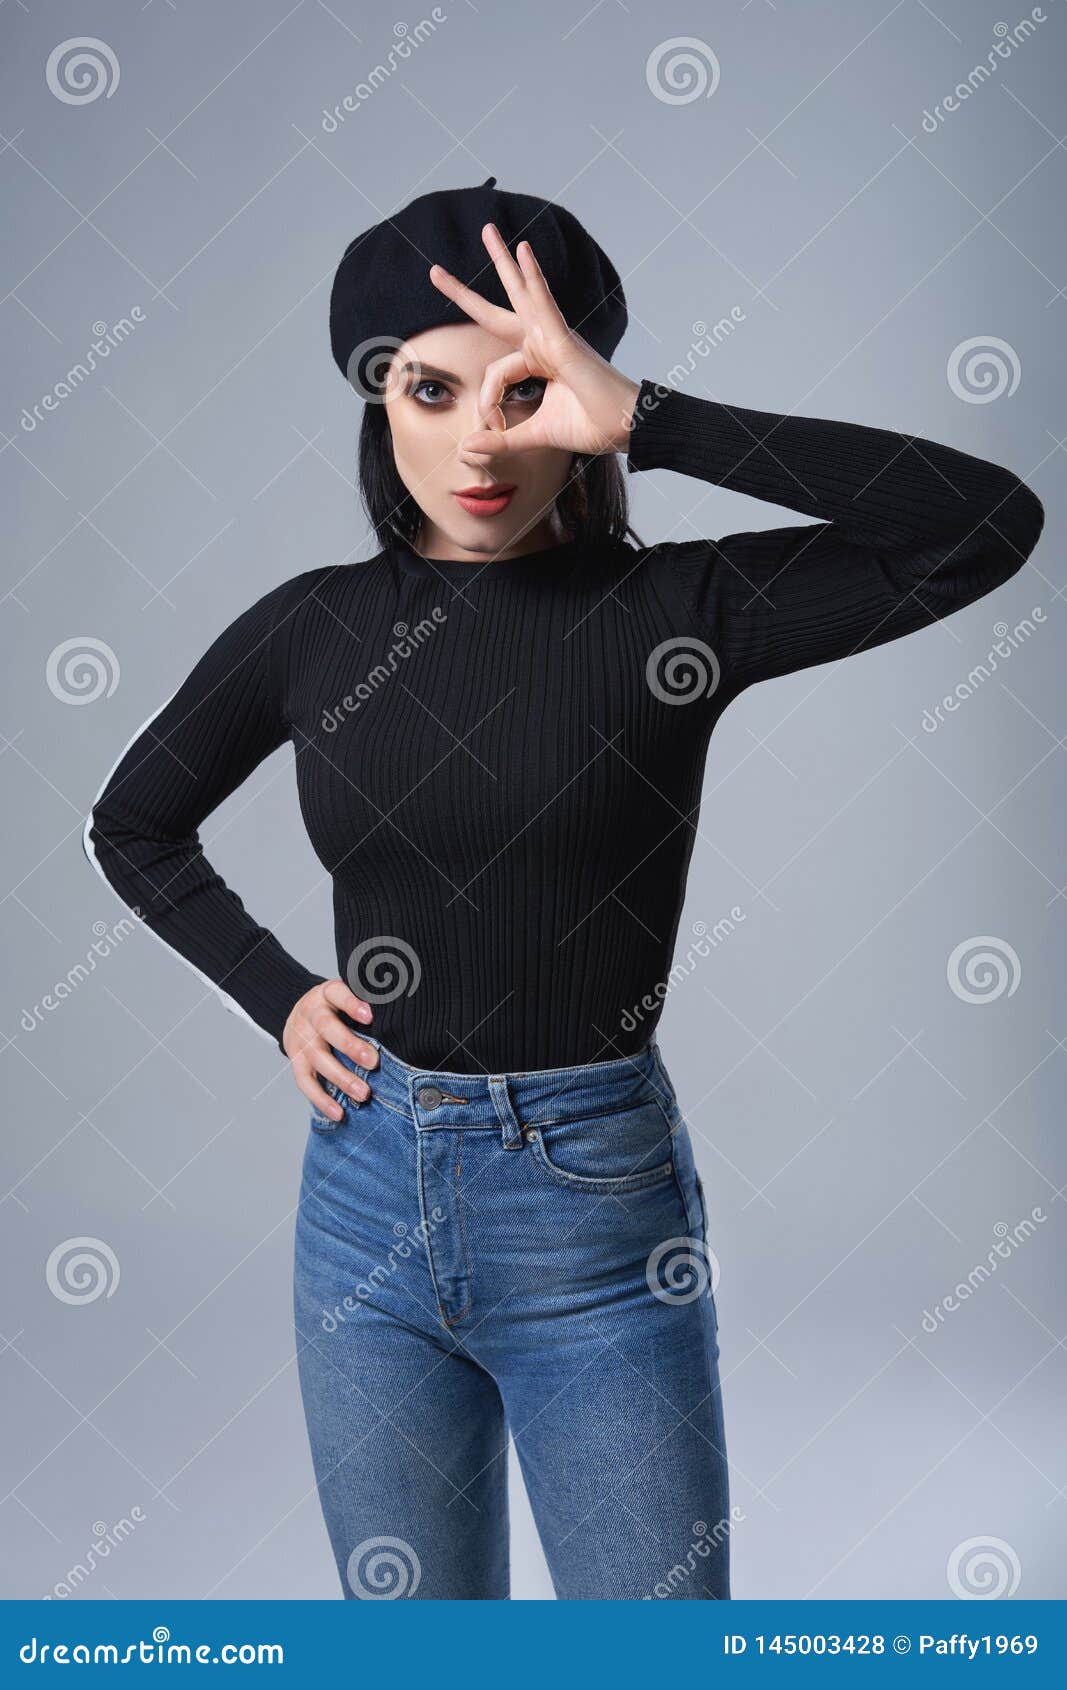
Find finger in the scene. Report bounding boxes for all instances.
[515,239,570,337]
[321,977,374,1025]
[314,1050,373,1105]
[481,223,534,325]
[478,349,534,423]
[460,417,541,456]
[428,262,518,340]
[292,1056,346,1121]
[311,1008,380,1073]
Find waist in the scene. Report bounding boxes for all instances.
[335,1029,673,1128]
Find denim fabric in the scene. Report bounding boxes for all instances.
[293,1033,730,1600]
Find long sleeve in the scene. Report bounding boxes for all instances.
[83,577,327,1055]
[626,378,1045,691]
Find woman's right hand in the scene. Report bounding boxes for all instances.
[282,978,379,1122]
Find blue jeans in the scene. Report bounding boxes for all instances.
[292,1032,731,1600]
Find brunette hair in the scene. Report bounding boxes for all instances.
[357,399,644,552]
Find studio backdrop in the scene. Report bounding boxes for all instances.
[2,0,1063,1601]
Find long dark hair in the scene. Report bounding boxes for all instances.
[358,399,644,553]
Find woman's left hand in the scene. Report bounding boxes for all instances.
[428,223,641,459]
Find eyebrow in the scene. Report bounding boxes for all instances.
[397,362,462,384]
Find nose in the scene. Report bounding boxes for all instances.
[455,389,506,474]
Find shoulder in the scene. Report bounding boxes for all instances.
[608,534,726,620]
[257,554,385,635]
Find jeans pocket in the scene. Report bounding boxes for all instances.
[655,1102,707,1242]
[524,1098,679,1194]
[309,1048,367,1133]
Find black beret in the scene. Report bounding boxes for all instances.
[329,176,627,393]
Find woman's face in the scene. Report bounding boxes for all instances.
[382,322,573,561]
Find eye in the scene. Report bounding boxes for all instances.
[504,377,546,405]
[411,379,453,406]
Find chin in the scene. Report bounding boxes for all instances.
[437,514,535,556]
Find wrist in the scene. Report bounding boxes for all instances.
[611,377,642,453]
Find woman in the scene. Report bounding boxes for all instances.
[83,177,1044,1601]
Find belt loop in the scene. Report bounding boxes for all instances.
[488,1075,524,1150]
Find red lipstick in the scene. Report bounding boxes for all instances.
[453,483,516,518]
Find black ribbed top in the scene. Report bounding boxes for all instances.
[84,380,1043,1073]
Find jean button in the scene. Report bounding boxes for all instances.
[418,1085,443,1109]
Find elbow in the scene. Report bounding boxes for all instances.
[83,789,127,885]
[968,472,1044,593]
[82,801,102,870]
[83,802,119,893]
[1006,477,1044,566]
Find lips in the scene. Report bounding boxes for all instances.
[453,484,516,518]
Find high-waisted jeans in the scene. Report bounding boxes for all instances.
[292,1032,731,1600]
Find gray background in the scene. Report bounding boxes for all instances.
[2,0,1063,1601]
